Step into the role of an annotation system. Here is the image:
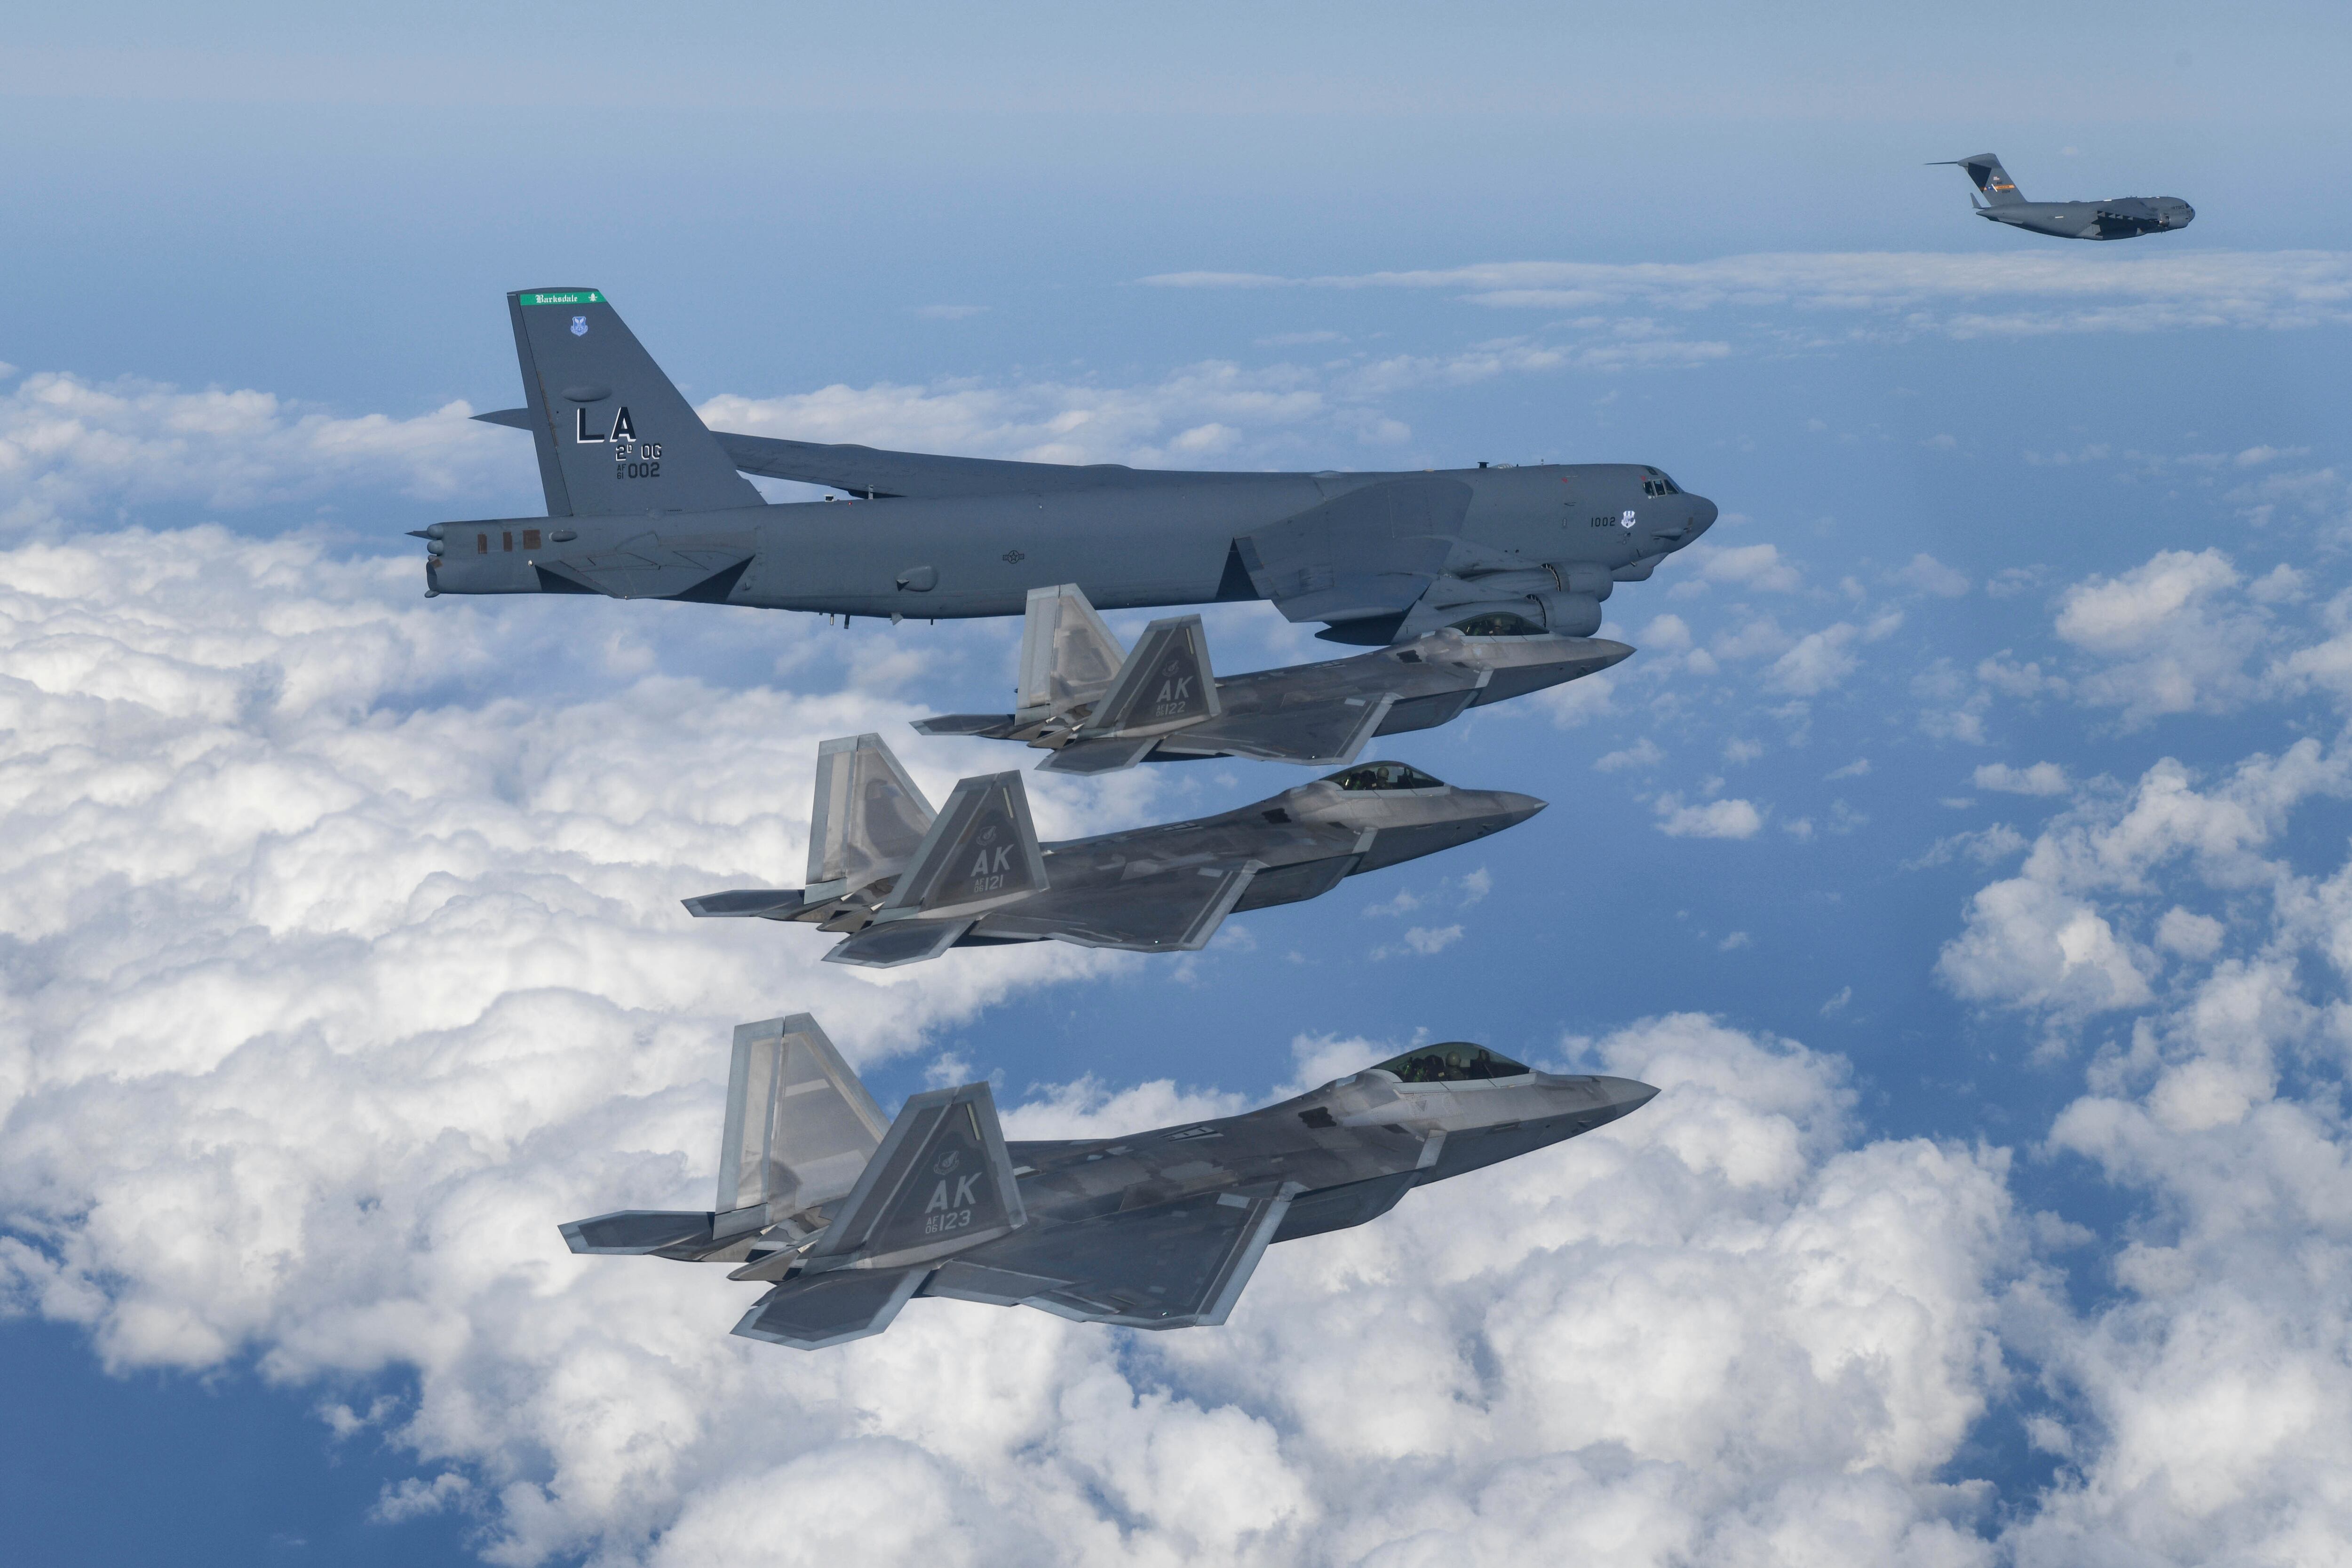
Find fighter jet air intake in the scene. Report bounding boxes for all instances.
[1931,152,2194,241]
[562,1012,1658,1349]
[683,733,1544,966]
[417,289,1716,645]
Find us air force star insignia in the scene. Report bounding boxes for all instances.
[1620,509,1637,529]
[1002,549,1025,564]
[571,316,589,336]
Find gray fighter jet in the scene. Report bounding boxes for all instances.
[416,289,1716,644]
[914,582,1632,774]
[683,732,1542,966]
[562,1011,1658,1348]
[1932,152,2193,241]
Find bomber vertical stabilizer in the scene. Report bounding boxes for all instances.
[495,288,765,518]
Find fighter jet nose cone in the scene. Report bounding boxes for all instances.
[1591,638,1637,669]
[1597,1076,1660,1112]
[1499,792,1548,824]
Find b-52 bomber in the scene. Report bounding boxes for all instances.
[1932,152,2193,241]
[683,732,1541,966]
[562,1011,1658,1349]
[915,582,1632,774]
[418,288,1716,645]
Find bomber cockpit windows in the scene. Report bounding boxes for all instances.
[1327,761,1447,792]
[1640,467,1681,498]
[1372,1043,1532,1083]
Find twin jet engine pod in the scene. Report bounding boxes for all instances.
[1434,562,1613,637]
[1530,592,1605,637]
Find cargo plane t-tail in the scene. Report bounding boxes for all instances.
[417,289,1716,646]
[1931,152,2193,241]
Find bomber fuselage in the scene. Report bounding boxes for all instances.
[421,462,1716,619]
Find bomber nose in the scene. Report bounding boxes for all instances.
[1687,495,1717,537]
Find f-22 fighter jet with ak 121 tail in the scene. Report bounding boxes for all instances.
[562,1011,1659,1349]
[683,732,1542,966]
[417,289,1717,645]
[914,582,1632,774]
[1931,152,2193,241]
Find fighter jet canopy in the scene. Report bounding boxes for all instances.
[1325,761,1447,791]
[1371,1043,1532,1083]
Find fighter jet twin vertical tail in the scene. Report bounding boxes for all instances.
[682,733,1545,966]
[916,582,1633,774]
[422,290,1717,646]
[1931,153,2193,240]
[562,1012,1660,1349]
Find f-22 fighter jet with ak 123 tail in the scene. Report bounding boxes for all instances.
[417,289,1717,645]
[683,732,1542,967]
[563,1011,1658,1349]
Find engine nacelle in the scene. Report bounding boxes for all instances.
[1531,591,1604,636]
[1553,562,1613,601]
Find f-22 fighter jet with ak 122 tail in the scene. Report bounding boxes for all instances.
[418,289,1717,645]
[563,1011,1659,1349]
[683,733,1542,967]
[915,582,1632,774]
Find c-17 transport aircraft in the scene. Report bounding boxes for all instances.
[1932,152,2193,241]
[915,582,1632,774]
[683,733,1542,966]
[418,289,1718,645]
[563,1012,1658,1348]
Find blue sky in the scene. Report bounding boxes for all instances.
[4,5,2352,1564]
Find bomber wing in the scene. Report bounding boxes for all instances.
[927,1186,1298,1330]
[714,433,1209,500]
[1237,476,1467,629]
[971,860,1262,952]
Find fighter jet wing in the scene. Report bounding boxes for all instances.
[970,861,1260,952]
[713,433,1166,500]
[1154,693,1396,767]
[929,1186,1298,1330]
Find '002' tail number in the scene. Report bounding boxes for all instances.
[616,441,664,480]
